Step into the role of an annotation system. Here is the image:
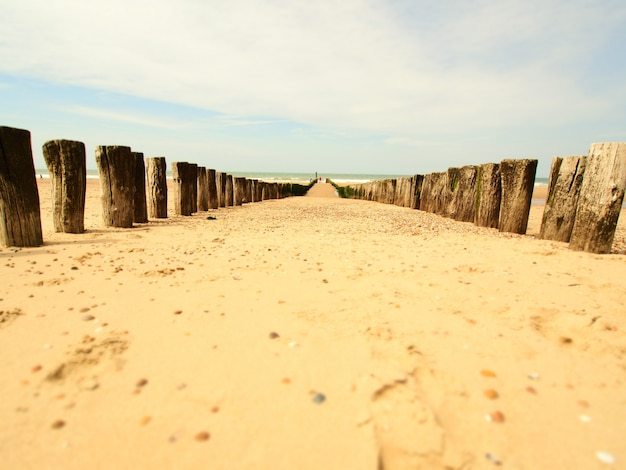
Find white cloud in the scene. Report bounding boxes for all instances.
[1,0,625,153]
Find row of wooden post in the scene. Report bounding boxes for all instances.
[342,159,538,234]
[341,143,626,254]
[0,126,305,247]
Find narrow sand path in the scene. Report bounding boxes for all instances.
[305,182,338,198]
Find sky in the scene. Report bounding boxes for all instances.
[1,0,626,177]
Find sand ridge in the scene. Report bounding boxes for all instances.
[0,179,625,469]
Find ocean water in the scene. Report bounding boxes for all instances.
[35,169,550,186]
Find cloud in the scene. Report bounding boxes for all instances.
[1,0,625,157]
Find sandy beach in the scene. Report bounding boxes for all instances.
[1,179,625,469]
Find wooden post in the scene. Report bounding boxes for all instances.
[207,169,218,209]
[42,139,86,233]
[410,175,424,209]
[225,175,234,206]
[217,172,227,207]
[146,157,167,218]
[449,166,477,223]
[475,163,501,228]
[95,145,135,228]
[0,126,43,246]
[172,162,192,216]
[540,156,586,242]
[419,172,447,215]
[234,177,246,205]
[570,143,626,253]
[189,163,198,213]
[132,152,148,223]
[197,166,208,211]
[499,159,537,234]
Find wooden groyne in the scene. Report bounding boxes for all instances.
[0,125,624,254]
[341,144,626,254]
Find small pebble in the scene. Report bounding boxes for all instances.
[31,365,42,373]
[481,369,496,377]
[136,378,148,387]
[139,416,152,426]
[195,431,210,442]
[526,386,537,394]
[282,378,291,384]
[596,451,616,465]
[82,314,95,321]
[173,310,183,315]
[51,420,66,429]
[312,393,326,404]
[528,372,540,380]
[79,307,90,313]
[486,411,505,423]
[484,389,499,399]
[269,332,280,339]
[485,452,502,465]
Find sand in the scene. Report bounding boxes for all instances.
[1,179,625,469]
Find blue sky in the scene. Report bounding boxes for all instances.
[1,0,626,176]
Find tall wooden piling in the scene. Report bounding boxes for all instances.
[95,145,135,228]
[132,152,148,223]
[410,175,424,209]
[189,163,198,213]
[217,172,227,207]
[197,166,208,212]
[225,175,234,206]
[0,126,43,246]
[475,163,501,229]
[234,177,246,206]
[540,156,586,242]
[498,159,537,234]
[42,139,86,233]
[146,157,167,218]
[570,143,626,253]
[172,162,193,216]
[419,172,447,215]
[207,169,218,209]
[449,166,477,223]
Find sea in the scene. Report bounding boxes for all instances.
[34,169,550,187]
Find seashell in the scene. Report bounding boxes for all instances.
[596,451,615,464]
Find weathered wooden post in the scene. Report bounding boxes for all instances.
[146,157,167,218]
[419,172,447,215]
[540,156,586,242]
[197,166,208,211]
[42,139,86,233]
[172,162,193,216]
[498,159,537,234]
[449,166,477,223]
[0,126,43,246]
[95,145,135,228]
[225,174,234,206]
[189,163,198,213]
[217,172,226,207]
[132,151,148,223]
[410,175,424,209]
[234,177,246,205]
[570,143,626,253]
[475,163,501,228]
[207,169,218,209]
